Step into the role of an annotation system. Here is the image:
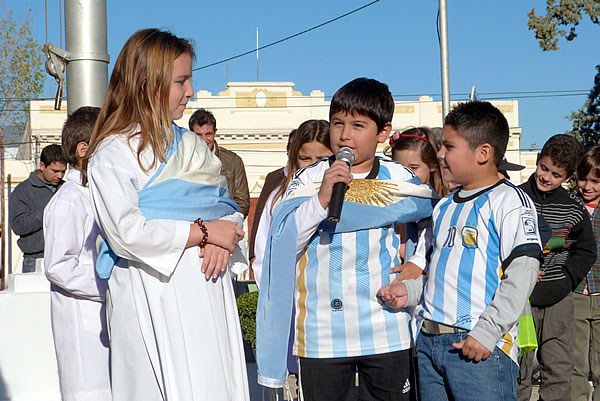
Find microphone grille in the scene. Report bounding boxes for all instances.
[336,147,355,166]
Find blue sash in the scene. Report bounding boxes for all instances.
[95,124,239,279]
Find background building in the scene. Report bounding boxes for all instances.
[2,81,536,274]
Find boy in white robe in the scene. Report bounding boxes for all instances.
[44,106,111,401]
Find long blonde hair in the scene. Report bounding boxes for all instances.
[83,29,194,181]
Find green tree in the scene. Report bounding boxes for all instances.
[527,2,600,146]
[0,8,46,140]
[567,65,600,147]
[528,0,600,51]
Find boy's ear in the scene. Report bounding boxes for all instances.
[76,141,89,159]
[476,143,494,165]
[377,122,393,144]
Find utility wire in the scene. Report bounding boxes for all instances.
[0,90,590,103]
[0,137,550,155]
[192,0,381,71]
[1,91,590,113]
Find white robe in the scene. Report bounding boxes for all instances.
[43,169,112,401]
[87,133,249,401]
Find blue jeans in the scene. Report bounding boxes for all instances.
[22,257,37,273]
[417,331,518,401]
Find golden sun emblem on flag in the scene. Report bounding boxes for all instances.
[344,179,398,206]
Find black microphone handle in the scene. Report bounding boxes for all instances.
[327,181,347,223]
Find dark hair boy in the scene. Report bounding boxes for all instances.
[517,134,596,401]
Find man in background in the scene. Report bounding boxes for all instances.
[9,144,67,273]
[189,108,250,217]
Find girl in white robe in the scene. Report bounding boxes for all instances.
[84,29,249,401]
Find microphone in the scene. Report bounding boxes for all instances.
[327,147,355,223]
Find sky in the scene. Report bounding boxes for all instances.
[5,0,600,150]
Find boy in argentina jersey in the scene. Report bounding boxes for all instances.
[379,102,543,401]
[255,78,437,401]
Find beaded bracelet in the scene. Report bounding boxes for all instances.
[194,218,208,248]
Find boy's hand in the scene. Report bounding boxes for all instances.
[318,160,352,209]
[391,262,425,281]
[376,282,408,309]
[537,269,545,283]
[452,336,491,361]
[200,244,229,280]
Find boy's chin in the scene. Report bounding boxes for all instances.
[535,177,562,192]
[441,170,456,183]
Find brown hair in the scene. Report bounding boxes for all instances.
[577,144,600,182]
[188,108,217,131]
[62,106,100,167]
[40,144,67,167]
[540,134,584,177]
[386,127,448,197]
[83,29,195,183]
[270,119,330,213]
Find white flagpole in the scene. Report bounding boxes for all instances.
[256,27,259,81]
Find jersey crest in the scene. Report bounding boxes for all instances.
[461,226,478,248]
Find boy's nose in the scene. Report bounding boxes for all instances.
[339,126,352,141]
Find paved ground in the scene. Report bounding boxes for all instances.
[246,363,591,401]
[530,384,594,401]
[531,386,539,400]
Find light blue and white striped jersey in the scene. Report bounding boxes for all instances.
[420,180,541,362]
[291,157,421,358]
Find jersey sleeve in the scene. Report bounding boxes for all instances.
[498,193,543,265]
[469,190,542,351]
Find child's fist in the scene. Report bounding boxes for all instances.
[452,336,491,361]
[318,160,352,209]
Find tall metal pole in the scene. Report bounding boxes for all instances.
[256,27,259,82]
[7,174,11,276]
[34,135,40,167]
[439,0,451,119]
[64,0,109,114]
[1,130,5,288]
[0,105,4,286]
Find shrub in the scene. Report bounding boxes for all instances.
[237,290,258,351]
